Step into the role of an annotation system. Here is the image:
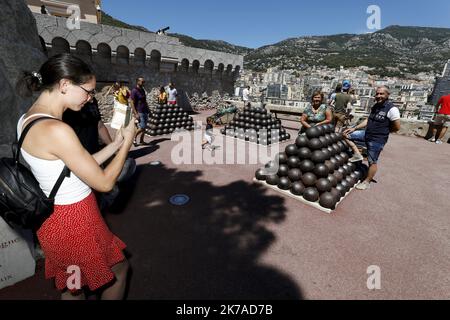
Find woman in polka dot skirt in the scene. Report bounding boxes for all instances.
[16,54,136,300]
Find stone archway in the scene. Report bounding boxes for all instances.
[50,37,70,56]
[204,60,214,75]
[116,45,130,65]
[217,63,225,75]
[192,60,200,73]
[150,50,161,71]
[180,58,189,72]
[96,43,111,64]
[134,48,146,66]
[75,40,92,62]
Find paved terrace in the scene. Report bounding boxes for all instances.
[1,110,449,300]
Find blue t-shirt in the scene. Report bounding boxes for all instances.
[365,100,395,144]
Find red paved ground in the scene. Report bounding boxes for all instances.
[1,110,449,300]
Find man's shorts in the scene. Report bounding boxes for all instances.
[168,100,177,106]
[334,112,347,127]
[434,114,450,127]
[348,130,385,165]
[138,112,149,129]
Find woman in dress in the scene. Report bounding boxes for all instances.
[16,53,136,300]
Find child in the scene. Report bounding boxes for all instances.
[202,117,215,150]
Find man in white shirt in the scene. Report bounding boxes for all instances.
[167,82,178,106]
[242,86,250,106]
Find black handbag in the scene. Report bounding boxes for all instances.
[0,117,70,230]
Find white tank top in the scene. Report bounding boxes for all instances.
[17,113,92,205]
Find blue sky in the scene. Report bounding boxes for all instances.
[102,0,450,48]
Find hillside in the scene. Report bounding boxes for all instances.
[245,26,450,77]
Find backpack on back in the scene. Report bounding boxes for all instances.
[0,117,70,230]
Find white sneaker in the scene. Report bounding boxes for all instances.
[428,137,436,142]
[356,181,370,190]
[436,140,443,144]
[349,154,364,162]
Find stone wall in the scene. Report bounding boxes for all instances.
[0,0,47,155]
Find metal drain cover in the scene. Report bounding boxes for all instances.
[169,194,190,206]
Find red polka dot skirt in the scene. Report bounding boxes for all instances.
[37,192,126,291]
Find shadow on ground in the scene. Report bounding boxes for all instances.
[108,163,303,300]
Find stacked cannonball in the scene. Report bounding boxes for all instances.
[219,105,291,145]
[147,104,195,136]
[255,124,362,210]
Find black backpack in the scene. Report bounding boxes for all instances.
[0,117,70,230]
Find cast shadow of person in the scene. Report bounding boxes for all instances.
[106,164,303,300]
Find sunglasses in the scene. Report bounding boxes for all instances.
[76,84,97,97]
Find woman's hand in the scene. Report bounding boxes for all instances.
[113,128,124,147]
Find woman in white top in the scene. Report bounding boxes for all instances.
[16,54,136,300]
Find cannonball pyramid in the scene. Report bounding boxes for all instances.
[219,105,291,145]
[255,124,363,212]
[147,104,195,136]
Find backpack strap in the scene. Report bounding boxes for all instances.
[15,116,71,199]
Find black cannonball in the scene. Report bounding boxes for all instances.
[332,144,341,155]
[302,172,317,187]
[291,181,306,196]
[324,160,335,173]
[340,152,349,163]
[336,132,344,141]
[340,179,351,192]
[335,184,347,198]
[303,187,320,202]
[316,125,325,136]
[319,136,328,147]
[329,157,340,171]
[320,192,337,209]
[333,170,344,184]
[285,144,298,157]
[314,163,330,178]
[259,138,268,145]
[288,168,302,182]
[311,150,326,163]
[337,141,347,152]
[278,177,292,190]
[327,174,338,188]
[337,167,347,178]
[308,138,323,150]
[156,129,162,135]
[298,147,312,160]
[335,155,344,166]
[149,130,157,136]
[321,148,331,161]
[324,134,333,146]
[330,188,342,202]
[287,156,301,168]
[316,178,332,193]
[295,135,309,148]
[306,126,321,139]
[327,145,336,157]
[330,133,338,143]
[266,174,280,186]
[277,164,290,177]
[299,159,315,173]
[346,176,356,187]
[344,164,353,176]
[275,152,288,165]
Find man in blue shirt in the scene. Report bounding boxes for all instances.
[343,86,401,190]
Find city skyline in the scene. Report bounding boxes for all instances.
[103,0,450,48]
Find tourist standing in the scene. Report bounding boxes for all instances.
[15,53,135,300]
[158,86,168,105]
[167,82,178,106]
[242,86,251,107]
[130,77,150,146]
[428,93,450,144]
[333,81,352,131]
